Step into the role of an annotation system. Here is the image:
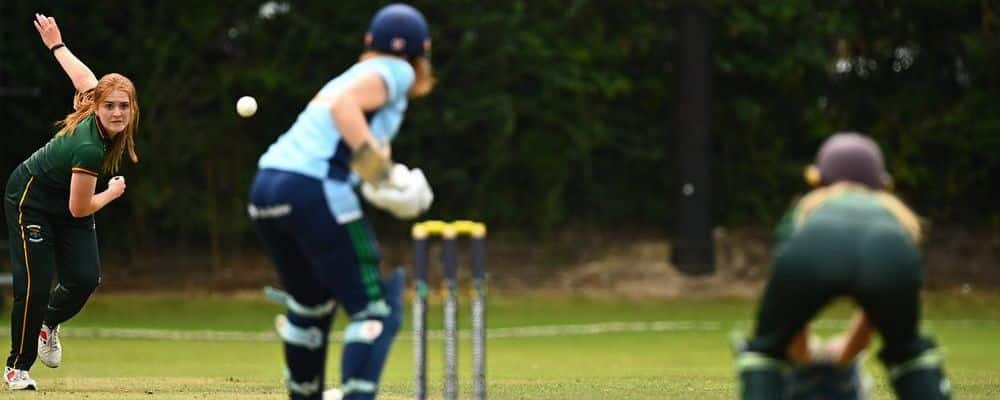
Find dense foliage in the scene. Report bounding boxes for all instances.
[2,1,997,260]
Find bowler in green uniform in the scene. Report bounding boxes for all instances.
[3,13,140,391]
[737,132,951,400]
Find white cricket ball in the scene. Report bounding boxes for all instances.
[236,96,257,117]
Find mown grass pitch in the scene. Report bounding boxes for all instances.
[0,291,997,399]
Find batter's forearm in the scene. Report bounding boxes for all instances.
[330,96,377,151]
[331,96,391,184]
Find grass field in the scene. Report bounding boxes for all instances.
[0,290,997,399]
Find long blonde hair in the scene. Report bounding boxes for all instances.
[794,182,923,243]
[359,51,436,98]
[56,73,140,174]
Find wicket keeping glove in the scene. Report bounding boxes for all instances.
[361,163,433,220]
[787,355,873,400]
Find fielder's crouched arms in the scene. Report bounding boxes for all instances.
[735,351,871,400]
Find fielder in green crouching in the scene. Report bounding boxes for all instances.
[737,132,950,400]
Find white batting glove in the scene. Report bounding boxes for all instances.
[361,164,433,220]
[408,168,434,212]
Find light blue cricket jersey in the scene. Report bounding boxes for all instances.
[258,56,415,223]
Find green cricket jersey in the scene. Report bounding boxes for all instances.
[23,115,109,189]
[5,115,109,215]
[774,191,908,246]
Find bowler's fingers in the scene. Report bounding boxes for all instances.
[33,13,56,27]
[33,14,53,33]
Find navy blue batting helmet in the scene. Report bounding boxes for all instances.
[366,3,430,57]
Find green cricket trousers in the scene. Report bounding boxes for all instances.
[4,166,101,370]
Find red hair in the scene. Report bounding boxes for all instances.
[57,73,140,173]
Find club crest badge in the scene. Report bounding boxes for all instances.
[25,225,44,243]
[391,37,406,52]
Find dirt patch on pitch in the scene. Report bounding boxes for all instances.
[550,228,769,299]
[86,226,997,295]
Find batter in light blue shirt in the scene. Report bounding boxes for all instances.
[258,56,414,223]
[247,4,437,399]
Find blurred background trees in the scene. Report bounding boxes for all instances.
[2,1,997,267]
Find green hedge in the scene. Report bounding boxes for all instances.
[2,1,996,256]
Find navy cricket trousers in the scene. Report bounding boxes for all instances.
[248,169,383,316]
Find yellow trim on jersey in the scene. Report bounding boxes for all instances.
[71,167,99,177]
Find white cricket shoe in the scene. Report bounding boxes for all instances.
[323,388,343,400]
[38,324,62,368]
[4,367,37,390]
